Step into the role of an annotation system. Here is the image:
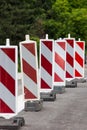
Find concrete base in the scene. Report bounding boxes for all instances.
[40,91,56,101]
[66,78,86,88]
[53,86,65,94]
[66,80,77,88]
[0,117,25,130]
[25,100,43,112]
[0,125,19,130]
[72,78,86,83]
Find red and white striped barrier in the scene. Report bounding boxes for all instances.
[54,39,66,86]
[20,35,39,101]
[40,34,54,92]
[65,34,75,80]
[75,39,85,78]
[0,39,18,119]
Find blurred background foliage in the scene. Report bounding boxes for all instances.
[0,0,87,71]
[0,0,87,44]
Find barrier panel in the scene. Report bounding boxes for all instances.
[40,34,54,92]
[64,34,75,80]
[0,39,18,119]
[54,39,66,86]
[20,35,40,101]
[75,39,85,78]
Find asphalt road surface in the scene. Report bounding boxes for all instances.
[19,65,87,130]
[18,87,87,130]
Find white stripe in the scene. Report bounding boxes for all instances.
[66,62,74,77]
[55,42,65,61]
[0,49,15,79]
[41,41,52,64]
[67,42,74,57]
[0,83,15,112]
[21,45,36,69]
[54,62,65,82]
[75,44,84,59]
[41,67,52,88]
[23,73,38,98]
[75,61,83,77]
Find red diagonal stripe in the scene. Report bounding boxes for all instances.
[76,41,84,50]
[75,69,82,77]
[66,39,74,48]
[66,52,74,67]
[56,42,65,50]
[66,71,73,78]
[22,43,35,56]
[55,52,65,70]
[1,48,15,62]
[54,73,63,82]
[0,67,15,96]
[42,41,52,51]
[41,78,51,89]
[41,55,52,76]
[22,59,37,83]
[24,87,37,99]
[75,52,83,67]
[0,99,14,113]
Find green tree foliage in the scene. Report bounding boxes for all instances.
[69,8,87,41]
[44,0,71,39]
[68,0,87,8]
[44,0,87,47]
[0,0,87,45]
[0,0,46,45]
